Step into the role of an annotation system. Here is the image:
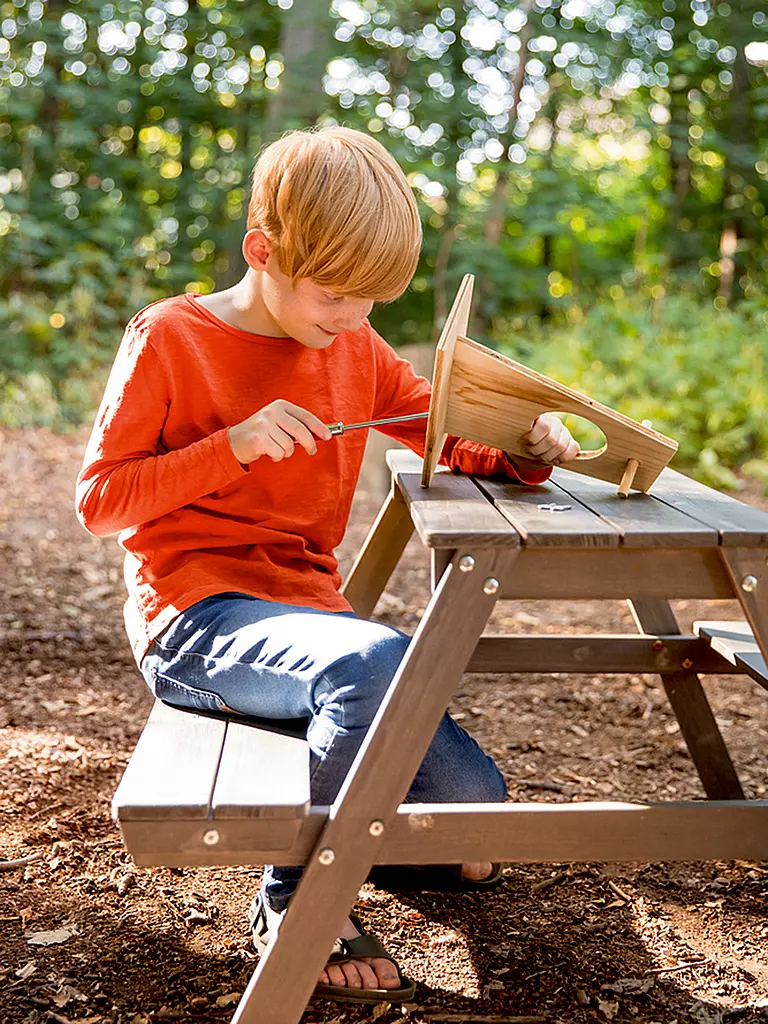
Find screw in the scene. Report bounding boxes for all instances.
[681,658,693,670]
[202,829,220,846]
[652,639,664,651]
[458,555,475,573]
[483,577,500,595]
[318,848,335,865]
[741,575,758,593]
[369,820,385,837]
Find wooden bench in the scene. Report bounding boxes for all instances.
[694,621,768,692]
[113,701,311,866]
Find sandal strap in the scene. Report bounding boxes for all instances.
[327,918,393,966]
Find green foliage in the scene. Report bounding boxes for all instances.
[497,292,768,488]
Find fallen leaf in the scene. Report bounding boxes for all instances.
[215,992,242,1008]
[371,1003,390,1019]
[51,983,88,1008]
[598,999,619,1020]
[25,924,78,946]
[15,960,37,980]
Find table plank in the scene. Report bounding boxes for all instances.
[387,449,520,549]
[550,469,719,548]
[475,476,619,549]
[113,701,225,821]
[649,468,768,546]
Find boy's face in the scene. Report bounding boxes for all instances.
[245,230,374,349]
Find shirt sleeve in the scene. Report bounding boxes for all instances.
[75,321,247,537]
[369,325,552,486]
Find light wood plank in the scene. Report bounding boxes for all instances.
[551,469,719,548]
[211,721,310,820]
[112,701,226,821]
[694,620,768,691]
[476,476,619,549]
[650,468,768,546]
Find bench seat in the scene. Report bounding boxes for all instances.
[693,621,768,692]
[112,701,311,859]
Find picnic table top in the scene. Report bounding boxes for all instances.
[387,449,768,550]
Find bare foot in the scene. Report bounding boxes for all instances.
[462,860,494,881]
[319,918,402,991]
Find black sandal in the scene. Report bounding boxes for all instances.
[368,862,505,893]
[249,893,416,1005]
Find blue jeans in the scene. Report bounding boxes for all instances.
[141,593,506,910]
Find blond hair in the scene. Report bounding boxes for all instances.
[247,126,422,302]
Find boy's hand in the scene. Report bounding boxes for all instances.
[228,400,332,464]
[520,412,580,465]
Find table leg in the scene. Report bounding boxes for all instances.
[628,599,744,800]
[341,482,414,619]
[231,547,517,1024]
[719,548,768,667]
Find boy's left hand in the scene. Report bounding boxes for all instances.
[521,412,580,465]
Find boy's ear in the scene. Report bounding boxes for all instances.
[242,229,271,271]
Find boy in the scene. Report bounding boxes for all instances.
[77,126,578,1005]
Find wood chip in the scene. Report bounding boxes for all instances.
[0,852,43,871]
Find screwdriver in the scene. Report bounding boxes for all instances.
[325,411,429,436]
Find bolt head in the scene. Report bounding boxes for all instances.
[202,829,220,846]
[458,555,475,573]
[681,658,693,670]
[368,820,385,837]
[318,847,335,866]
[652,639,664,651]
[482,577,500,595]
[741,574,758,593]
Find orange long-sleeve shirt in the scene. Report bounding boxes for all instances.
[76,294,550,663]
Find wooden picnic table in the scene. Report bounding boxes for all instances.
[114,451,768,1024]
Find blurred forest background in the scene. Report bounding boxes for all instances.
[1,0,767,485]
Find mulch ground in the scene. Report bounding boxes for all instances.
[1,427,767,1024]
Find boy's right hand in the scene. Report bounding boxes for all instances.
[228,400,332,464]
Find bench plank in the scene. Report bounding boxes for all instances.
[694,621,768,692]
[476,476,619,549]
[387,449,519,549]
[113,701,226,821]
[551,469,719,548]
[212,721,310,820]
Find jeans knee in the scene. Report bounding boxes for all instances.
[315,628,410,732]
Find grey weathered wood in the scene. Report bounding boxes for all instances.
[466,635,731,675]
[629,600,744,800]
[388,449,520,549]
[212,721,310,820]
[119,799,768,868]
[649,468,768,546]
[694,621,768,691]
[498,547,735,600]
[232,548,517,1024]
[719,547,768,667]
[112,701,226,821]
[475,476,620,549]
[341,483,414,619]
[551,469,719,548]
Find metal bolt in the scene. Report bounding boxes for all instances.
[483,577,500,595]
[368,820,385,837]
[681,658,693,670]
[318,848,335,866]
[652,639,664,651]
[741,575,758,593]
[458,555,475,573]
[202,829,220,846]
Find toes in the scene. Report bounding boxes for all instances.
[366,957,402,990]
